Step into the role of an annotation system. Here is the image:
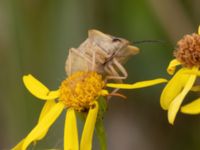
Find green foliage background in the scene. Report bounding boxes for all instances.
[0,0,200,149]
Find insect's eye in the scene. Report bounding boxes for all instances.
[112,38,121,42]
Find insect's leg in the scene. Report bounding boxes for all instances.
[67,48,72,75]
[108,63,122,80]
[105,60,128,82]
[103,64,112,82]
[95,46,110,58]
[107,88,120,101]
[104,63,124,83]
[66,48,93,75]
[103,64,121,100]
[70,48,93,65]
[93,46,111,64]
[113,58,128,79]
[91,49,96,71]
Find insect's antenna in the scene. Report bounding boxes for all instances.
[132,40,166,45]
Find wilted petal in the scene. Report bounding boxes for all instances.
[160,68,190,110]
[64,109,79,150]
[22,102,64,150]
[181,98,200,114]
[168,73,197,124]
[23,74,60,100]
[106,78,167,89]
[167,59,181,75]
[80,101,99,150]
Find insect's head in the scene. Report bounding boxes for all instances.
[88,29,139,55]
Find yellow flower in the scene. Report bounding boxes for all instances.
[12,71,166,150]
[160,26,200,125]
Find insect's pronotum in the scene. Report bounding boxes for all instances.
[65,29,139,82]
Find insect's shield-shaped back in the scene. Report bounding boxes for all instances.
[65,29,139,81]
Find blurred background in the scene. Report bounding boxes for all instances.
[0,0,200,149]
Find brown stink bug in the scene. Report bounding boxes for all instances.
[65,29,139,82]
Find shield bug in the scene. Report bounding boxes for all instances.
[65,29,139,82]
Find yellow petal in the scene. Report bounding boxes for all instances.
[37,100,56,140]
[99,90,109,96]
[80,101,99,150]
[198,25,200,35]
[12,139,24,150]
[160,68,190,110]
[167,59,181,75]
[181,69,200,76]
[106,78,167,89]
[38,100,56,122]
[181,98,200,114]
[64,109,79,150]
[22,102,64,150]
[23,74,60,100]
[168,71,197,125]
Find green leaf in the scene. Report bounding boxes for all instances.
[95,96,108,150]
[98,96,108,118]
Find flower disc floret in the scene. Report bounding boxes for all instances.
[59,71,105,111]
